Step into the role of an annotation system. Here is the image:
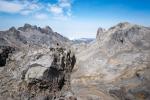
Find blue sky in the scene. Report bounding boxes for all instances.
[0,0,150,39]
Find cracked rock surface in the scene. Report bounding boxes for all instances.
[72,22,150,100]
[0,46,76,100]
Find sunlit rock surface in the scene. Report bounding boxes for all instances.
[0,46,76,100]
[0,24,76,100]
[72,22,150,100]
[0,22,150,100]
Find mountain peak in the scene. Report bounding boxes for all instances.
[109,22,132,30]
[24,23,32,29]
[1,24,70,47]
[118,22,130,25]
[44,26,53,33]
[116,22,131,28]
[96,27,106,41]
[97,27,106,34]
[8,27,17,32]
[18,23,38,31]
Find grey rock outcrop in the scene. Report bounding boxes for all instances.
[96,27,106,41]
[0,24,75,100]
[72,22,150,100]
[0,47,76,100]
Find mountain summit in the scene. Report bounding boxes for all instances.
[0,24,70,48]
[72,22,150,100]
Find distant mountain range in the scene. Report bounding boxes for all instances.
[72,38,94,44]
[0,24,70,48]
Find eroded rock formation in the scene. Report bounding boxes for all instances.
[0,22,150,100]
[72,22,150,100]
[0,47,76,100]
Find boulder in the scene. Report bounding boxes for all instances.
[0,47,76,100]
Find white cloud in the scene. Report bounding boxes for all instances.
[28,3,40,10]
[59,0,71,7]
[20,10,32,15]
[0,0,41,15]
[59,2,71,8]
[0,0,73,20]
[50,5,63,15]
[34,13,48,20]
[66,9,72,16]
[59,0,71,3]
[0,0,24,13]
[48,0,72,20]
[20,3,41,15]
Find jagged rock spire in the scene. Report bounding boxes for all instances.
[96,27,106,41]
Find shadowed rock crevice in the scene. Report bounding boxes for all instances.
[0,46,15,67]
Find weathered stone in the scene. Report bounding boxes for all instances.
[72,22,150,100]
[25,65,48,80]
[0,47,76,100]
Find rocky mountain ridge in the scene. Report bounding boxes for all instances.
[72,22,150,100]
[0,22,150,100]
[0,24,76,100]
[0,24,70,48]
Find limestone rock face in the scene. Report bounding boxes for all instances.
[96,27,106,42]
[25,65,48,80]
[0,47,76,100]
[72,22,150,100]
[74,22,150,80]
[1,22,150,100]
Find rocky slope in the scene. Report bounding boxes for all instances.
[0,22,150,100]
[0,24,70,48]
[72,22,150,100]
[0,46,76,100]
[0,24,76,100]
[71,38,95,54]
